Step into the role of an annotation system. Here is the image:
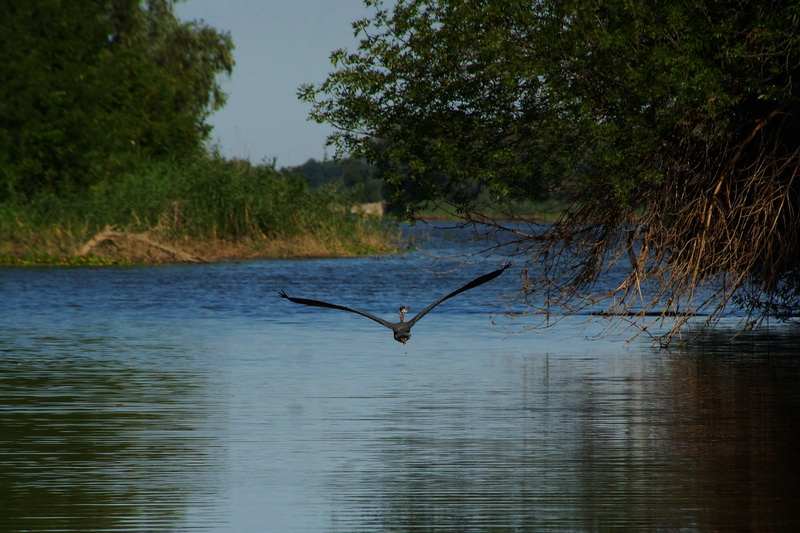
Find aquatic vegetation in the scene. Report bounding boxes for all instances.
[0,156,399,264]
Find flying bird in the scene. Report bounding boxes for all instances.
[279,263,510,344]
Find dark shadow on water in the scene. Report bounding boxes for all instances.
[665,327,800,531]
[324,326,800,531]
[686,322,800,356]
[0,329,226,532]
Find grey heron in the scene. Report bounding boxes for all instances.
[279,263,510,344]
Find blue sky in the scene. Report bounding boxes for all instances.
[174,0,374,167]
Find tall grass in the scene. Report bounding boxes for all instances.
[0,156,398,261]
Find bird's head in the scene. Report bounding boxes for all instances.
[398,305,410,322]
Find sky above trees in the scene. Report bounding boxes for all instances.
[174,0,372,167]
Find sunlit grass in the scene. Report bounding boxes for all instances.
[0,156,400,264]
[0,254,131,267]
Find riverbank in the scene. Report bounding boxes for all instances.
[0,157,403,266]
[0,223,400,266]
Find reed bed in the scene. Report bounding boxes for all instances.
[0,157,398,264]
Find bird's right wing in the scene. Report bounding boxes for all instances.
[279,291,394,329]
[407,262,511,327]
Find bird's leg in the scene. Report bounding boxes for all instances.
[398,305,410,322]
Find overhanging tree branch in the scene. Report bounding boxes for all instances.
[304,0,800,344]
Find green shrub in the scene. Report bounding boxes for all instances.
[0,155,397,260]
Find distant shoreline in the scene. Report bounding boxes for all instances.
[0,224,402,267]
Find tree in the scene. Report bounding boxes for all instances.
[301,0,800,343]
[282,157,384,202]
[0,0,233,199]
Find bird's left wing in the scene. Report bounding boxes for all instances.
[279,291,394,329]
[407,262,510,327]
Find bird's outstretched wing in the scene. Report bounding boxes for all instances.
[406,262,510,328]
[278,291,394,329]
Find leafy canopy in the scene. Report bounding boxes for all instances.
[303,0,800,342]
[0,0,234,200]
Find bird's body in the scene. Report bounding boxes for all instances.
[279,263,509,343]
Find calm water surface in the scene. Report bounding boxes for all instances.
[1,228,800,531]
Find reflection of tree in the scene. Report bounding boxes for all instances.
[0,330,224,531]
[326,342,800,531]
[667,329,800,530]
[328,354,687,530]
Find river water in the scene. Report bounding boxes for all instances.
[1,225,799,532]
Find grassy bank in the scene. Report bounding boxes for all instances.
[0,157,399,265]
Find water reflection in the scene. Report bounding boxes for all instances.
[667,328,800,531]
[323,336,800,531]
[324,348,678,531]
[0,324,227,532]
[1,249,800,531]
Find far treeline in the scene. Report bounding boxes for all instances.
[281,157,558,220]
[281,158,384,205]
[0,1,396,263]
[302,0,800,343]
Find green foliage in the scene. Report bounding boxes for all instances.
[282,157,385,203]
[0,0,233,200]
[0,156,367,240]
[0,255,130,267]
[303,0,800,341]
[0,2,396,261]
[304,0,800,209]
[0,154,399,260]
